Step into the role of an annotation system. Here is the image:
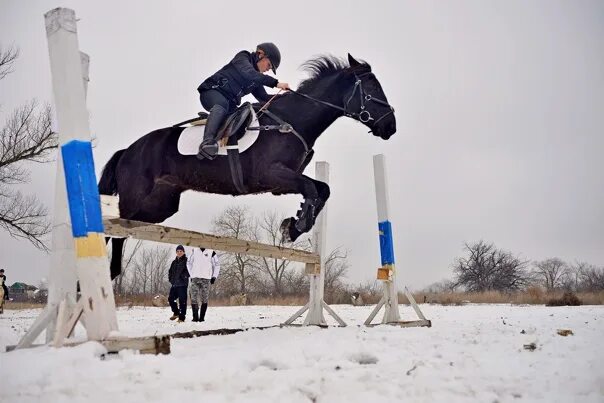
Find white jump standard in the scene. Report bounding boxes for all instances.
[14,8,168,354]
[283,162,346,327]
[364,154,431,327]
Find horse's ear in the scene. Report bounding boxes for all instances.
[348,53,361,67]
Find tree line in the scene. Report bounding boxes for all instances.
[432,240,604,293]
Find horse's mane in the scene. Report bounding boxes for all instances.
[297,55,370,93]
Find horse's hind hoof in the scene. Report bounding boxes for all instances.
[280,217,303,243]
[280,217,294,242]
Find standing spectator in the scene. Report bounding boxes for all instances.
[187,248,220,322]
[0,269,8,300]
[168,245,189,322]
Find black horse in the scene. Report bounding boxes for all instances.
[99,54,396,279]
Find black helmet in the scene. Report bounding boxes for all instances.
[257,42,281,74]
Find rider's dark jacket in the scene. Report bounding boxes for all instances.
[198,50,279,106]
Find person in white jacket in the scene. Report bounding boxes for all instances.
[187,247,220,322]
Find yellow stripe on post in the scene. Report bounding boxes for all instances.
[75,232,107,258]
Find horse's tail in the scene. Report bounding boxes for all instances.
[98,149,125,195]
[109,237,126,280]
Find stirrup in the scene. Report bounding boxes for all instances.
[197,141,218,161]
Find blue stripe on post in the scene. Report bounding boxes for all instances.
[378,220,395,266]
[61,140,104,237]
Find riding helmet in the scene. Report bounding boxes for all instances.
[256,42,281,74]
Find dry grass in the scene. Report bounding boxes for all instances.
[5,290,602,310]
[578,292,604,305]
[212,295,309,307]
[2,301,45,310]
[114,294,310,307]
[416,290,604,305]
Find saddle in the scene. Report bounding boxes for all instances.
[216,102,254,145]
[174,103,255,195]
[174,103,307,196]
[174,102,254,146]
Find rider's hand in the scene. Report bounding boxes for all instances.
[276,82,290,91]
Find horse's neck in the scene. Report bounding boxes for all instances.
[273,75,349,147]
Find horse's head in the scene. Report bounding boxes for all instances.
[346,54,396,140]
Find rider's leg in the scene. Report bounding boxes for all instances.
[197,90,231,160]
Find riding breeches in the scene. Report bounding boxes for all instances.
[199,90,236,114]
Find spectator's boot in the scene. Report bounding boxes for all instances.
[197,105,227,160]
[200,303,208,322]
[192,304,199,322]
[169,313,179,321]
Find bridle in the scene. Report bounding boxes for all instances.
[289,72,395,130]
[248,71,395,160]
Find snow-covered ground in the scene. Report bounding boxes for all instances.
[1,303,602,402]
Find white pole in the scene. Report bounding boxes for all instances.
[80,52,90,98]
[62,140,118,339]
[43,7,90,342]
[283,161,345,327]
[373,154,401,323]
[19,8,117,347]
[304,162,329,325]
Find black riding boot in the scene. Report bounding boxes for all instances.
[199,303,208,322]
[197,105,228,161]
[192,304,199,322]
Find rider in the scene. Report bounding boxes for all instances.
[196,42,290,160]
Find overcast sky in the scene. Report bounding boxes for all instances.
[1,0,603,290]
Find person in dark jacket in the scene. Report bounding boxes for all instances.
[0,269,8,300]
[168,245,189,322]
[196,42,290,160]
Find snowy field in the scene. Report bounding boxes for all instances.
[1,303,602,403]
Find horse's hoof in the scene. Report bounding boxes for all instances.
[280,217,303,243]
[280,217,294,243]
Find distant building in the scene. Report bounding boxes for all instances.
[9,282,39,301]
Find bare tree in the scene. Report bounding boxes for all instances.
[453,241,530,292]
[533,258,569,290]
[113,239,143,295]
[148,246,171,294]
[574,261,604,292]
[0,45,57,250]
[127,246,171,295]
[282,268,309,295]
[323,247,349,299]
[0,45,19,80]
[253,210,309,296]
[212,205,259,294]
[422,279,458,294]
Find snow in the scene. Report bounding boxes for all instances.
[1,304,602,402]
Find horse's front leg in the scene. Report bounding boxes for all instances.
[262,163,330,242]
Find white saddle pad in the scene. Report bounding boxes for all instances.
[177,112,260,156]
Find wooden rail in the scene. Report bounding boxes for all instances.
[103,218,321,265]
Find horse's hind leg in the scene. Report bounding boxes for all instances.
[307,177,330,222]
[117,177,154,220]
[133,181,183,223]
[261,163,330,242]
[116,173,181,223]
